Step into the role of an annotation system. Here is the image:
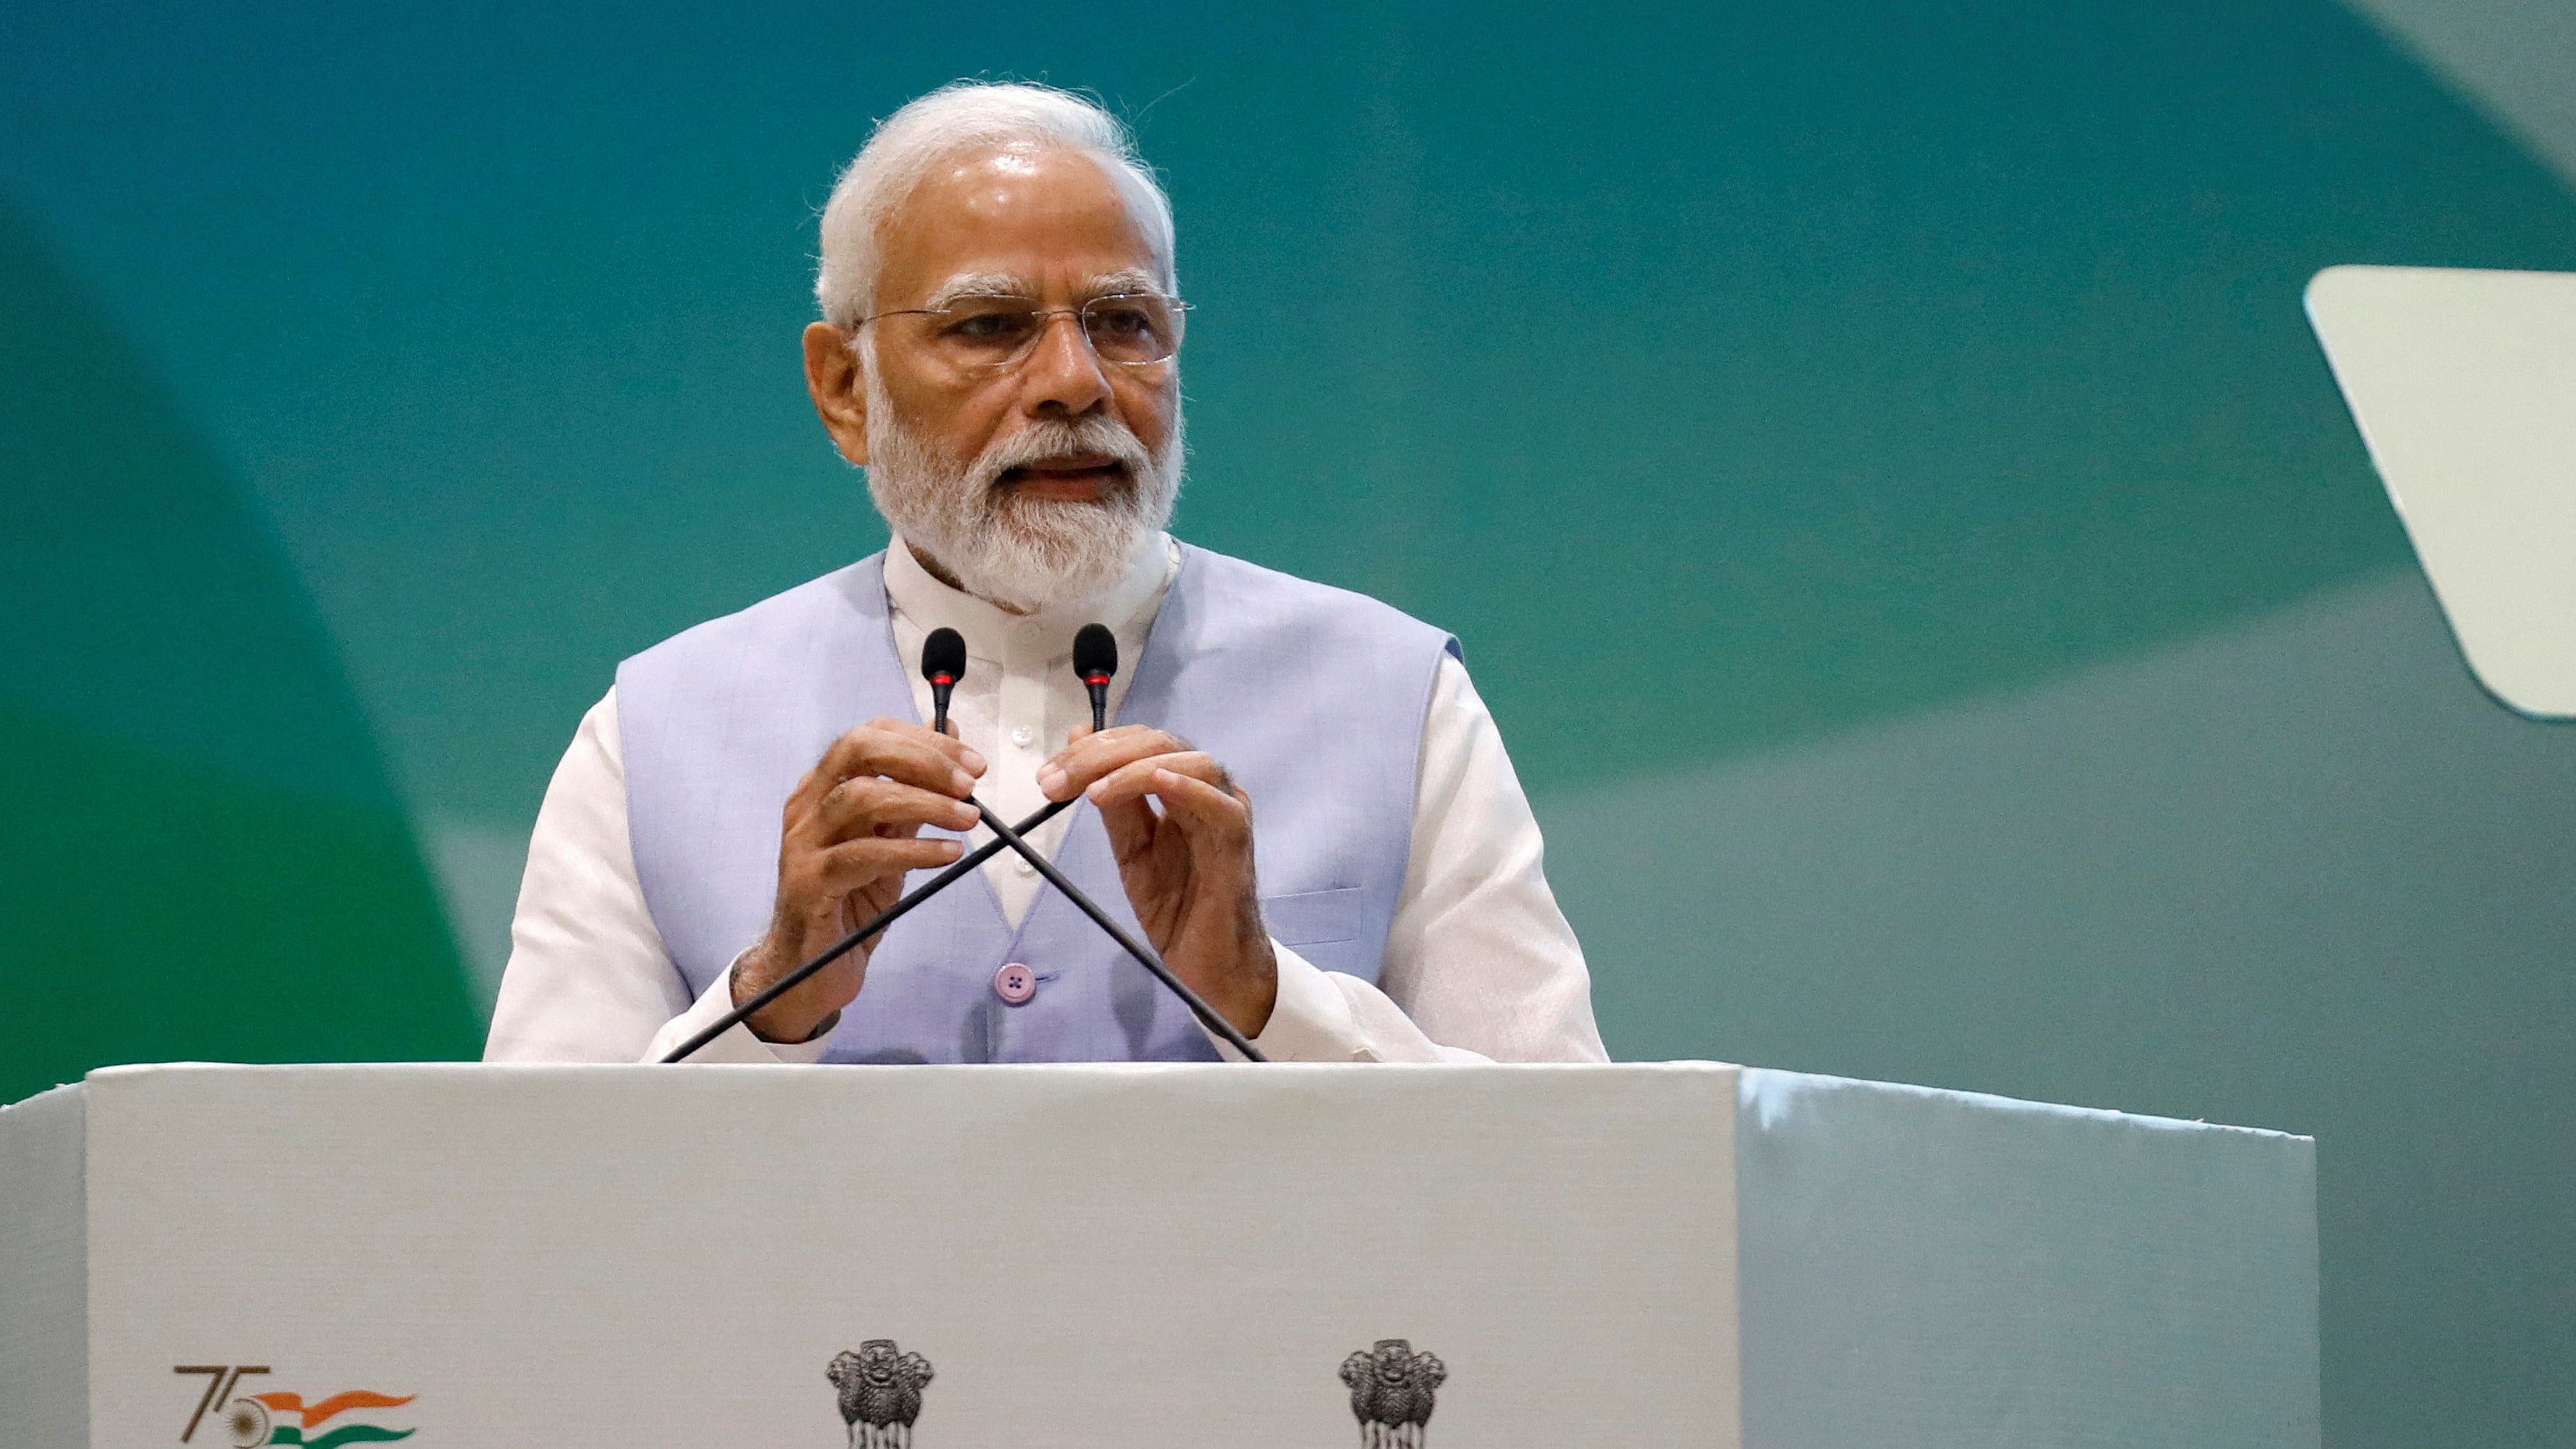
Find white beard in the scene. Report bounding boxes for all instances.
[863,367,1183,614]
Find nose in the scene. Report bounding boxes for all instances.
[1017,310,1112,418]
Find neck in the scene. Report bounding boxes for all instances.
[906,541,1036,616]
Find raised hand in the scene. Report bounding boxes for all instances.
[1039,726,1276,1037]
[732,719,983,1042]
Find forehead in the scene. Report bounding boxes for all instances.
[877,143,1168,306]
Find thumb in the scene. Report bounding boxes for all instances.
[1093,788,1161,866]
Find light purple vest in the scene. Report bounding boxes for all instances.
[617,544,1458,1062]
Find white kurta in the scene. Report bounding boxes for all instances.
[484,533,1607,1065]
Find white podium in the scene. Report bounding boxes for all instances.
[0,1062,2315,1448]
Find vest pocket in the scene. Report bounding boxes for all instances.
[1260,886,1362,948]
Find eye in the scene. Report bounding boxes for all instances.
[1092,306,1153,336]
[949,310,1035,343]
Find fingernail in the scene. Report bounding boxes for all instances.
[952,770,976,795]
[1039,767,1068,797]
[938,839,962,859]
[962,748,987,774]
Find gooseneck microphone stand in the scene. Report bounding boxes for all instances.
[971,799,1267,1061]
[657,795,1075,1063]
[662,623,1269,1063]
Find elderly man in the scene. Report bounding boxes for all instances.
[486,82,1605,1065]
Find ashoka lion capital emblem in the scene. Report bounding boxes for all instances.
[827,1339,934,1449]
[1340,1338,1446,1449]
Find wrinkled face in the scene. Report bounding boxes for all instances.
[806,143,1184,611]
[870,143,1178,499]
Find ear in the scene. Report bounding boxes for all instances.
[803,321,870,466]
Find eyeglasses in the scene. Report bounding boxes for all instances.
[861,292,1191,372]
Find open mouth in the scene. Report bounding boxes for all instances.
[999,454,1131,503]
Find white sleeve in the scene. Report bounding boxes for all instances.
[1231,654,1608,1064]
[483,688,831,1065]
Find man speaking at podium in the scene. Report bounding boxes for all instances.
[485,83,1606,1067]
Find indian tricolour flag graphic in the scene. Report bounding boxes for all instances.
[215,1389,416,1447]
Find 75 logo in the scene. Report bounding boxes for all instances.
[173,1365,267,1443]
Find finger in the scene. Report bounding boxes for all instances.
[883,716,987,778]
[896,717,986,774]
[816,721,984,799]
[811,774,980,839]
[1093,785,1162,868]
[809,835,967,890]
[1039,726,1189,801]
[1084,750,1230,808]
[1137,769,1256,865]
[828,719,983,781]
[792,722,977,817]
[1145,767,1253,844]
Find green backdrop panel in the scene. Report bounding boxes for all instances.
[0,705,480,1104]
[0,202,478,1103]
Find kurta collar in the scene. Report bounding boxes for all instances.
[883,529,1177,670]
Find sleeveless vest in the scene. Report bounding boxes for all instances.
[617,544,1458,1062]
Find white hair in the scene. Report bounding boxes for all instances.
[816,81,1177,326]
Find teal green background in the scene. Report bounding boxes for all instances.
[5,2,2572,1442]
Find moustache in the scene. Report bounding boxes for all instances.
[976,420,1152,491]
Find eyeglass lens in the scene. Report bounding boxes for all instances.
[925,295,1182,368]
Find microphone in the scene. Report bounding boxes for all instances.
[662,625,1269,1064]
[922,627,966,735]
[663,625,1039,1063]
[1073,623,1116,732]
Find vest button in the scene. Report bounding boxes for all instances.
[994,962,1037,1005]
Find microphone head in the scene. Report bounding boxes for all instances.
[920,627,967,686]
[1073,623,1118,685]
